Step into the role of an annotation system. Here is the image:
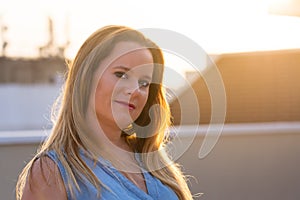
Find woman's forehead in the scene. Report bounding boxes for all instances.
[110,41,152,60]
[102,42,153,68]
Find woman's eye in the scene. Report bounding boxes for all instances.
[114,72,128,79]
[138,80,150,88]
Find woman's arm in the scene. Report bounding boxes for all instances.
[21,156,67,200]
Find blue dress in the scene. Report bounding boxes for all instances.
[47,150,179,200]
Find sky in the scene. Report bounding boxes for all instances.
[1,0,300,74]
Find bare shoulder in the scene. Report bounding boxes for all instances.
[21,156,67,200]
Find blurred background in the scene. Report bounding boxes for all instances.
[0,0,300,199]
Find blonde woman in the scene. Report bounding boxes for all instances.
[16,25,193,200]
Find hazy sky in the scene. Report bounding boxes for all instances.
[1,0,300,73]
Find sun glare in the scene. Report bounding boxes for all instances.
[0,0,300,59]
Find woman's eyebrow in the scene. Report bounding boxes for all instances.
[113,66,152,80]
[113,66,130,71]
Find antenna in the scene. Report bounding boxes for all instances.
[0,16,8,57]
[39,16,55,57]
[39,16,70,58]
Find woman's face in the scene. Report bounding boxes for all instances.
[94,41,154,131]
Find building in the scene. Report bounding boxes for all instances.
[0,56,67,84]
[170,49,300,125]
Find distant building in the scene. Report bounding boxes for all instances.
[0,56,67,84]
[170,49,300,125]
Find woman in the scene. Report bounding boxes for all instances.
[16,25,193,200]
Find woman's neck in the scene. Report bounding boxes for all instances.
[97,121,132,151]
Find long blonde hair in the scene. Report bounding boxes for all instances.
[16,25,193,200]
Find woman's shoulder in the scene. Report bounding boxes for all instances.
[20,156,67,200]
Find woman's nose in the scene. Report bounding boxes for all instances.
[124,79,140,95]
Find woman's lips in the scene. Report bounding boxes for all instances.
[114,100,136,110]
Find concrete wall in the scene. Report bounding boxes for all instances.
[174,124,300,200]
[0,143,39,200]
[1,123,299,200]
[0,85,61,131]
